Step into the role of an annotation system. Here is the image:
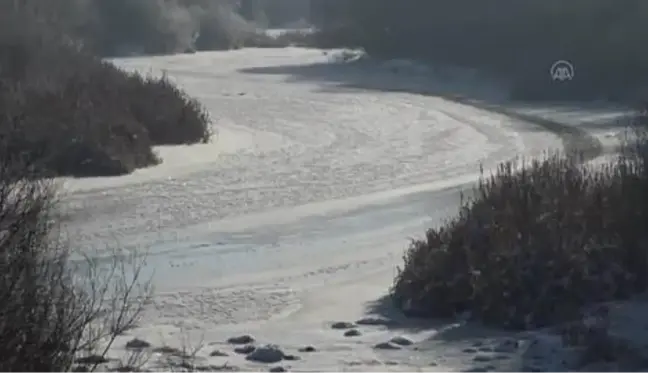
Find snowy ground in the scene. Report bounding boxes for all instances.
[59,48,633,371]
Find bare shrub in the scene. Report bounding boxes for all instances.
[159,331,207,372]
[111,328,210,371]
[0,152,152,371]
[392,116,648,329]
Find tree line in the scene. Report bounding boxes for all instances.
[310,0,648,102]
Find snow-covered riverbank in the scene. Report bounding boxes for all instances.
[60,48,632,371]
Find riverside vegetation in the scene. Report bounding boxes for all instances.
[309,0,648,368]
[0,0,316,369]
[0,0,310,178]
[4,0,648,370]
[311,0,648,102]
[302,0,648,327]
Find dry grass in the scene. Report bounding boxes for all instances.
[392,118,648,330]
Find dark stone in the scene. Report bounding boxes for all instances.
[331,321,355,330]
[373,342,401,350]
[234,345,256,355]
[390,336,414,346]
[344,329,362,337]
[227,335,255,345]
[125,338,151,349]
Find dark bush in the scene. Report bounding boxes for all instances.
[0,7,212,178]
[392,136,648,329]
[0,0,215,176]
[0,47,156,177]
[123,72,212,145]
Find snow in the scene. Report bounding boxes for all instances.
[264,27,316,38]
[60,125,258,193]
[58,47,634,371]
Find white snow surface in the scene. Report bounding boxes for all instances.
[58,48,632,371]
